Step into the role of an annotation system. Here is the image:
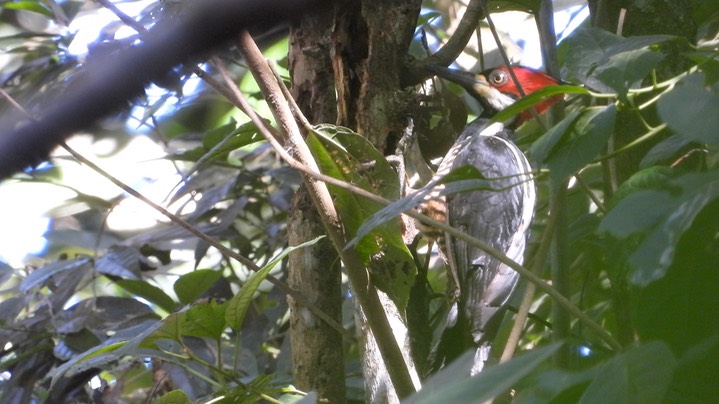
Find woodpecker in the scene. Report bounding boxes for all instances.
[423,65,561,374]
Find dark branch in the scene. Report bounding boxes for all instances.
[402,0,485,86]
[0,0,329,180]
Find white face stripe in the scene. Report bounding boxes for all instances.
[473,84,516,112]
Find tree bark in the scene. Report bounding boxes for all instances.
[332,1,423,401]
[287,7,345,403]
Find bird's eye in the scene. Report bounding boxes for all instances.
[488,70,508,86]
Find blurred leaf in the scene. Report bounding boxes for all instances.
[182,300,228,340]
[96,246,143,280]
[154,390,191,404]
[307,125,416,309]
[20,256,92,292]
[0,260,14,287]
[486,0,541,13]
[658,72,719,146]
[530,110,580,163]
[610,166,675,207]
[561,27,672,92]
[493,85,588,124]
[599,190,673,237]
[406,343,561,403]
[51,320,164,386]
[174,269,224,305]
[579,342,675,404]
[600,171,719,285]
[116,279,177,313]
[226,236,323,330]
[594,49,665,98]
[2,1,53,17]
[640,134,693,168]
[153,390,192,404]
[544,105,616,182]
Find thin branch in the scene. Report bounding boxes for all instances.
[575,173,606,213]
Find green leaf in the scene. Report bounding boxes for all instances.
[629,173,719,285]
[529,110,580,164]
[560,27,672,93]
[306,125,416,309]
[531,106,615,182]
[493,85,588,124]
[181,300,228,339]
[226,237,323,330]
[154,390,191,404]
[609,166,675,207]
[2,1,53,17]
[600,191,674,237]
[20,257,92,292]
[594,49,665,98]
[406,343,561,403]
[116,279,177,313]
[174,269,224,305]
[545,105,616,182]
[640,134,693,168]
[579,342,675,404]
[658,72,719,146]
[600,171,719,285]
[486,0,541,13]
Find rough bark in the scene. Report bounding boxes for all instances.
[331,1,423,401]
[287,7,345,403]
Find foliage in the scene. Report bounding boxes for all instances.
[0,0,718,403]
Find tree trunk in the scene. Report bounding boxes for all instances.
[332,1,423,401]
[287,7,345,403]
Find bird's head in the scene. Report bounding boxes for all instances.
[426,64,561,125]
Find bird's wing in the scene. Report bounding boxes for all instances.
[446,124,535,345]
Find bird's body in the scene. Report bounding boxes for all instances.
[423,65,560,373]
